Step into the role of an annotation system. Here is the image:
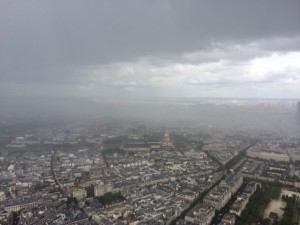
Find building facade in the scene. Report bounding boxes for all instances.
[72,188,87,201]
[161,130,173,150]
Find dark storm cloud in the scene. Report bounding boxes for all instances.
[0,0,300,101]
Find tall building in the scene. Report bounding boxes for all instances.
[72,188,87,201]
[94,182,114,197]
[221,213,236,225]
[0,191,6,201]
[203,186,231,210]
[247,147,289,162]
[161,130,173,150]
[220,173,243,195]
[185,204,215,225]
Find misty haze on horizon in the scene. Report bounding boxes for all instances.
[0,97,299,136]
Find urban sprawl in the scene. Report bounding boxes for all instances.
[1,122,300,225]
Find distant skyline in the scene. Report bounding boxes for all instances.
[1,1,300,99]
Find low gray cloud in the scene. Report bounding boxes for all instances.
[0,0,299,98]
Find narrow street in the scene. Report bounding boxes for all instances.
[210,183,247,225]
[50,150,64,194]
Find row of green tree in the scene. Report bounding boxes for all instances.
[95,192,125,205]
[67,191,125,206]
[273,195,300,225]
[103,135,128,144]
[102,146,123,154]
[236,185,281,225]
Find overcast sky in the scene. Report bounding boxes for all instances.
[1,0,300,99]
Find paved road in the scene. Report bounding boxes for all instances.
[210,183,247,225]
[50,150,64,194]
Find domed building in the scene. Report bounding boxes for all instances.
[161,130,173,150]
